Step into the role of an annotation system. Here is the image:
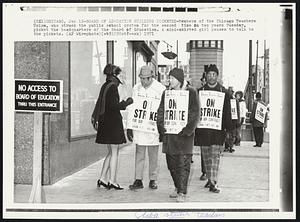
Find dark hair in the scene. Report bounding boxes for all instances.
[114,66,122,75]
[103,64,115,75]
[256,92,262,98]
[103,64,122,76]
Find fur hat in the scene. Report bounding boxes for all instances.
[207,64,219,75]
[169,68,184,84]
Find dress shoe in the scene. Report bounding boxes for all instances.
[204,180,212,188]
[149,180,158,189]
[97,179,108,188]
[199,173,207,181]
[209,183,221,193]
[129,179,144,190]
[107,182,124,190]
[253,144,259,147]
[229,148,235,153]
[223,148,229,152]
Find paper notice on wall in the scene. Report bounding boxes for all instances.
[255,102,267,123]
[127,95,161,133]
[230,99,238,120]
[164,90,189,134]
[197,90,225,130]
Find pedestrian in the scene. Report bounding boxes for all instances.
[194,64,233,193]
[91,64,133,190]
[234,91,248,146]
[199,72,207,180]
[224,87,240,153]
[126,66,165,190]
[250,92,268,147]
[157,68,200,202]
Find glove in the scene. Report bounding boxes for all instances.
[240,117,245,125]
[127,129,133,142]
[125,97,133,106]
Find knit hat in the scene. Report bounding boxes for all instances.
[255,92,262,98]
[139,66,153,78]
[207,64,219,75]
[169,68,184,84]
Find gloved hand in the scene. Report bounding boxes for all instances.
[125,97,133,106]
[127,129,133,142]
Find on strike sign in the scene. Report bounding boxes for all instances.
[197,90,225,130]
[127,95,161,133]
[164,90,189,134]
[15,79,63,112]
[255,102,267,123]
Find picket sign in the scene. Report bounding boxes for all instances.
[197,90,225,130]
[230,99,238,120]
[255,102,267,123]
[127,95,161,133]
[164,90,189,134]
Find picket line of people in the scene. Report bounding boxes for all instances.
[92,63,268,202]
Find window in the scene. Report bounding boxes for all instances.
[197,40,203,48]
[204,41,209,47]
[210,40,216,48]
[113,40,134,101]
[70,41,107,138]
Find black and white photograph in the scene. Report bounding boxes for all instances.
[3,2,295,220]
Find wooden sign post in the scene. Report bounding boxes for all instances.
[15,79,63,203]
[29,112,44,203]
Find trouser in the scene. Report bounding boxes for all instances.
[253,127,264,146]
[200,147,206,174]
[225,129,235,148]
[235,126,242,145]
[135,145,159,181]
[201,145,222,182]
[166,154,192,195]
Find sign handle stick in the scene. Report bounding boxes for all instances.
[28,112,45,203]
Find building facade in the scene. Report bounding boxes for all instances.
[186,40,224,89]
[14,41,159,185]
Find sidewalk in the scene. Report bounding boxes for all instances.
[14,141,269,203]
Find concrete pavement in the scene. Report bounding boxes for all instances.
[14,141,269,203]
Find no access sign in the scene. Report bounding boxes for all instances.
[15,79,63,113]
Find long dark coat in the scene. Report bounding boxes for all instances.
[194,83,233,146]
[156,85,200,155]
[93,76,127,144]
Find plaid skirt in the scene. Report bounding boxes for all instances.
[201,145,222,182]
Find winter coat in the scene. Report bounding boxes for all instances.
[194,83,233,146]
[250,99,268,128]
[127,79,165,146]
[156,82,200,155]
[94,76,127,144]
